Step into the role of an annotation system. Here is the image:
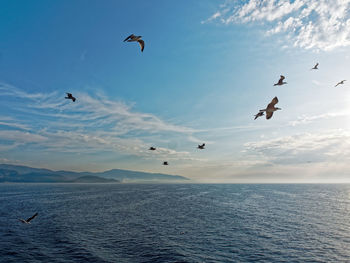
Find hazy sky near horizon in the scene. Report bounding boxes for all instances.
[1,0,350,182]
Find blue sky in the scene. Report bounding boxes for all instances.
[1,0,350,182]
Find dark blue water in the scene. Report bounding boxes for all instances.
[0,184,349,262]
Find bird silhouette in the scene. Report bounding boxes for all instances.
[163,161,168,165]
[259,97,281,119]
[124,34,144,52]
[311,63,319,70]
[254,111,264,120]
[149,147,156,151]
[197,143,205,149]
[335,80,346,87]
[273,75,287,86]
[18,212,38,224]
[65,93,76,102]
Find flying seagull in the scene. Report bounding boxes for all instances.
[254,111,264,120]
[197,143,205,149]
[18,213,38,224]
[123,34,144,52]
[273,75,287,86]
[259,97,281,120]
[311,63,319,70]
[65,93,76,102]
[335,80,346,87]
[149,147,156,151]
[163,161,168,166]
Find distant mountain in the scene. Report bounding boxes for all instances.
[70,175,117,183]
[0,164,189,183]
[96,169,189,182]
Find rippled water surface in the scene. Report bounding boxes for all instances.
[0,184,349,262]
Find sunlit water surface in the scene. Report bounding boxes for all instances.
[0,184,349,262]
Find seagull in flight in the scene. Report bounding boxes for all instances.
[259,97,281,119]
[65,93,76,102]
[311,63,319,70]
[197,143,205,149]
[335,80,346,87]
[123,34,145,52]
[273,75,287,86]
[149,147,156,151]
[254,111,264,120]
[163,161,168,166]
[18,213,38,224]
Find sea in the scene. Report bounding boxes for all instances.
[0,184,349,263]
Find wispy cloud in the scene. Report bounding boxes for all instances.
[0,83,201,161]
[244,129,350,165]
[205,0,350,51]
[288,111,350,126]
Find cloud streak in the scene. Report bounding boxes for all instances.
[244,129,350,165]
[205,0,350,51]
[0,83,200,161]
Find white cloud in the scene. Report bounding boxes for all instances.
[244,129,350,164]
[0,83,201,161]
[201,11,222,24]
[206,0,350,50]
[288,111,350,126]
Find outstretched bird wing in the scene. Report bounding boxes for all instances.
[26,212,38,222]
[137,40,144,52]
[123,34,134,42]
[268,97,279,107]
[278,75,285,84]
[254,112,264,119]
[266,112,274,119]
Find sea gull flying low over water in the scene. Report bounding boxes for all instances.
[18,213,38,224]
[123,34,144,52]
[149,147,156,151]
[254,111,264,120]
[335,80,346,87]
[65,93,76,102]
[311,63,319,70]
[259,97,281,120]
[273,75,287,86]
[163,161,168,166]
[197,143,205,149]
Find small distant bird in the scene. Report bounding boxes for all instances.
[197,143,205,149]
[254,111,264,120]
[163,161,168,166]
[259,97,281,119]
[311,63,319,70]
[273,75,287,86]
[65,93,76,102]
[335,80,346,87]
[18,213,38,224]
[123,34,144,52]
[149,147,156,151]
